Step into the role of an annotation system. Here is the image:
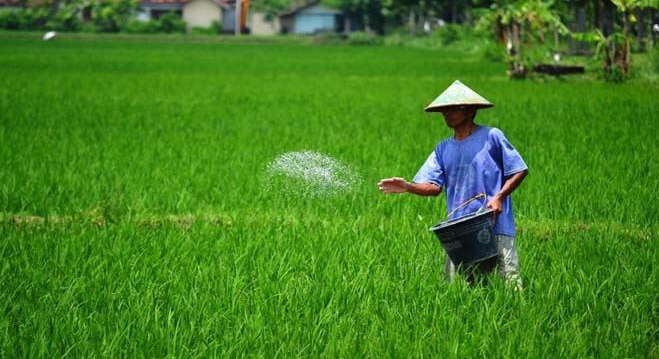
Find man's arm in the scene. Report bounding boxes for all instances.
[486,170,528,213]
[378,177,442,196]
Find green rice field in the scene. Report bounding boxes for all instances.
[1,32,658,357]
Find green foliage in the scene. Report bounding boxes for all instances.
[102,14,187,35]
[79,21,99,33]
[46,16,79,32]
[189,22,221,35]
[158,12,186,34]
[478,39,506,62]
[347,30,382,45]
[435,23,461,46]
[0,34,658,358]
[252,0,290,18]
[476,0,569,35]
[123,19,162,34]
[572,29,632,82]
[0,11,21,30]
[605,64,626,82]
[0,0,145,33]
[89,0,139,32]
[323,0,385,34]
[475,0,569,77]
[42,3,83,31]
[311,31,347,44]
[382,31,404,46]
[611,0,644,13]
[210,20,222,34]
[379,25,505,63]
[0,8,50,30]
[632,44,659,81]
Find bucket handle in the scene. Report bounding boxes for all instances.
[446,193,487,220]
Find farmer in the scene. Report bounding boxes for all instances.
[378,80,528,287]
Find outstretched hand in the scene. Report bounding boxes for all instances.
[378,177,410,194]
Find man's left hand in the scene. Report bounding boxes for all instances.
[486,196,503,215]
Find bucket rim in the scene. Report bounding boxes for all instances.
[429,209,495,231]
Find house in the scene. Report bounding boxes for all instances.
[249,11,280,35]
[138,0,183,21]
[139,0,252,33]
[182,0,228,30]
[279,1,342,35]
[138,0,280,34]
[0,0,21,10]
[0,0,44,10]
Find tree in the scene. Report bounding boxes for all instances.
[251,0,291,20]
[321,0,386,34]
[572,0,658,81]
[88,0,140,32]
[477,0,568,78]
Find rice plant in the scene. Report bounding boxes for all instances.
[0,32,657,358]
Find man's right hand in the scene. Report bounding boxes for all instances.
[377,177,410,194]
[378,178,442,196]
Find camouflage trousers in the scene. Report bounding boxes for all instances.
[444,234,522,289]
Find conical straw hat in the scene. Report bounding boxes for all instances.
[424,80,494,112]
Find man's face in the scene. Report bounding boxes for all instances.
[441,106,476,128]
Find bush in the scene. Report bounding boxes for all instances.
[0,3,193,35]
[0,11,20,30]
[45,14,81,31]
[123,19,161,34]
[189,26,213,35]
[0,8,50,30]
[479,40,505,62]
[90,0,138,32]
[382,32,404,46]
[79,21,99,33]
[158,12,186,34]
[122,13,186,34]
[605,65,626,83]
[47,3,81,31]
[380,25,492,50]
[312,31,346,45]
[435,24,461,46]
[189,20,221,35]
[347,31,382,46]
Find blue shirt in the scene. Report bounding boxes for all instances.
[413,126,527,237]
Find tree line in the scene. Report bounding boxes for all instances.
[1,0,657,79]
[294,0,657,79]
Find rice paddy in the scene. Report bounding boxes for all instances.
[1,31,658,357]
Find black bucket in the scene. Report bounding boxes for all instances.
[430,209,498,266]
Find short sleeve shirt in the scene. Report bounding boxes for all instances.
[413,126,527,237]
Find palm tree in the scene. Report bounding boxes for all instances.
[477,0,568,78]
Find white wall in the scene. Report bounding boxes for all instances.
[183,0,221,29]
[250,12,280,35]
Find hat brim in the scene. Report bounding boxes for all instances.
[424,103,494,113]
